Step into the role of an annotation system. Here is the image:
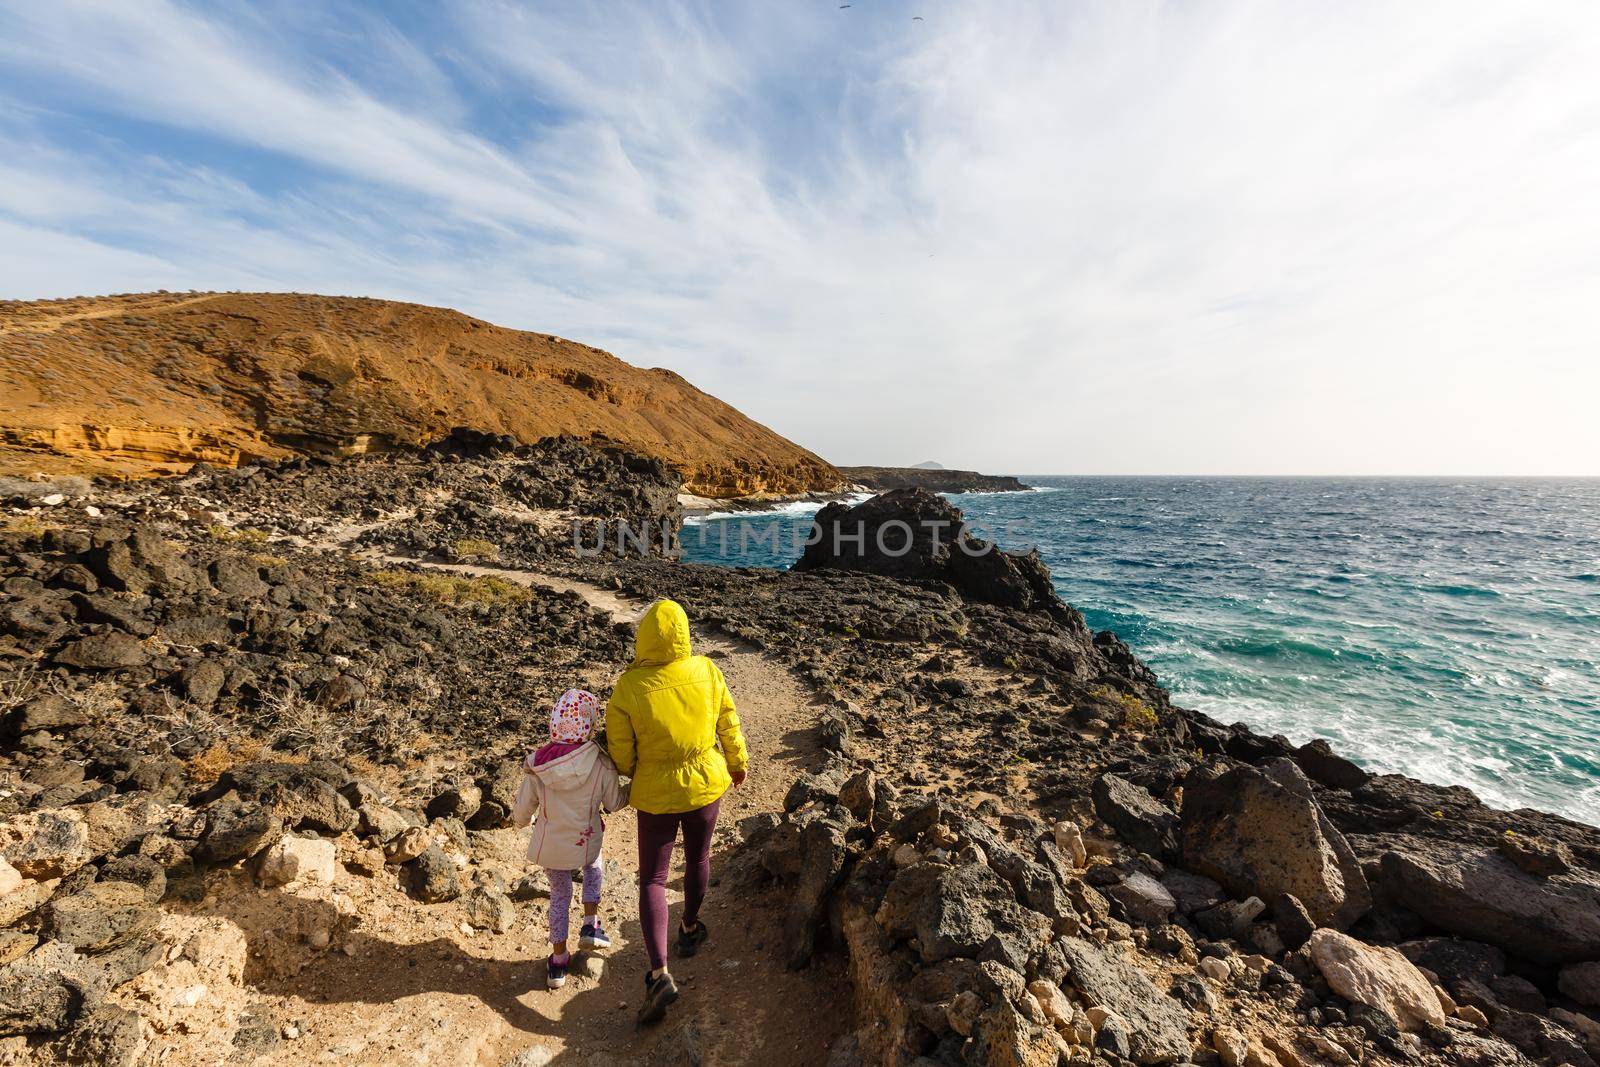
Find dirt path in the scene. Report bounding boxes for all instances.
[0,293,222,336]
[249,564,850,1066]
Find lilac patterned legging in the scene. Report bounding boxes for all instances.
[545,858,604,947]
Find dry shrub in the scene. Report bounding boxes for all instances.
[365,568,531,609]
[187,736,267,784]
[450,538,500,561]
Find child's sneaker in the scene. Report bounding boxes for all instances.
[579,921,612,950]
[546,954,570,990]
[676,919,709,957]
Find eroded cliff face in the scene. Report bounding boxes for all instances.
[0,291,841,497]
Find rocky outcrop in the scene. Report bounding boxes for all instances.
[793,488,1060,613]
[0,290,840,496]
[1380,843,1600,965]
[837,465,1030,494]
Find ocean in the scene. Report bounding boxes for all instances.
[682,477,1600,826]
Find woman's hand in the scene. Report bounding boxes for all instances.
[730,769,747,788]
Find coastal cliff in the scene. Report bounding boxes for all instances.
[839,464,1030,494]
[2,453,1597,1066]
[0,291,841,498]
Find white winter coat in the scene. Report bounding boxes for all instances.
[512,743,628,870]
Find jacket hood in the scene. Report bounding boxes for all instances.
[525,741,600,783]
[633,599,692,666]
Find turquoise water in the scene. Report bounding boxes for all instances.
[682,478,1600,826]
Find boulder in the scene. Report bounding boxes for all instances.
[0,809,91,878]
[1560,962,1600,1010]
[782,808,852,968]
[255,834,338,887]
[214,761,357,833]
[196,795,283,864]
[405,844,461,903]
[0,962,86,1036]
[878,862,1048,969]
[357,803,410,843]
[180,659,227,707]
[970,1000,1063,1067]
[1292,738,1370,790]
[86,528,199,595]
[43,881,159,954]
[1,875,59,927]
[1270,893,1316,951]
[426,783,482,824]
[99,855,167,904]
[385,826,430,864]
[1092,774,1176,857]
[1179,759,1370,928]
[1106,872,1177,925]
[1307,929,1447,1032]
[1056,937,1192,1064]
[462,886,516,934]
[1395,937,1506,987]
[1495,1007,1600,1067]
[53,631,149,670]
[210,557,268,598]
[1380,843,1600,965]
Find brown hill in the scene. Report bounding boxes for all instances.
[0,291,840,497]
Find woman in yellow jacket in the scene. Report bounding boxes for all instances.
[606,599,748,1025]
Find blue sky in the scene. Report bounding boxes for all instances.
[3,1,1598,474]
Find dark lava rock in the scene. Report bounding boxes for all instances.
[1396,937,1506,987]
[214,761,357,833]
[100,854,167,904]
[59,1003,145,1067]
[404,844,461,903]
[794,488,1062,613]
[0,963,84,1036]
[179,659,227,707]
[1271,892,1317,951]
[877,862,1047,969]
[209,557,268,598]
[196,795,283,863]
[1380,843,1600,964]
[1494,1007,1598,1067]
[1293,737,1371,790]
[1056,936,1192,1064]
[1497,832,1572,877]
[425,782,482,824]
[1179,758,1370,929]
[42,882,158,954]
[53,631,149,670]
[1092,772,1176,857]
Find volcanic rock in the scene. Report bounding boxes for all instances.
[1179,758,1370,928]
[1380,842,1600,964]
[794,488,1063,612]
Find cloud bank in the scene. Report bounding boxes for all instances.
[2,0,1597,474]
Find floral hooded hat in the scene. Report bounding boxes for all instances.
[549,688,599,745]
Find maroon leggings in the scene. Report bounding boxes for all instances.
[636,797,721,971]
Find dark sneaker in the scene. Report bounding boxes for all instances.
[579,922,612,951]
[677,919,709,958]
[546,955,569,990]
[637,971,679,1026]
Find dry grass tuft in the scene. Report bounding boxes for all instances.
[365,568,531,608]
[450,537,500,561]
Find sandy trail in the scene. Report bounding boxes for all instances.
[0,293,222,335]
[248,563,849,1066]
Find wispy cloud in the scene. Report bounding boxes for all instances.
[2,0,1597,473]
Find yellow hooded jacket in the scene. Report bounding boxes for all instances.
[606,599,749,815]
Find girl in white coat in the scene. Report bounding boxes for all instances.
[513,688,628,988]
